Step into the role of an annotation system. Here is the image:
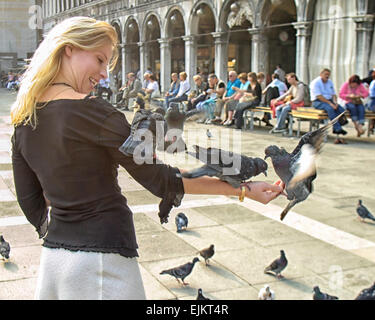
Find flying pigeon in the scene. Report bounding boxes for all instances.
[180,145,268,189]
[206,129,212,139]
[258,284,275,300]
[356,200,375,222]
[175,212,188,233]
[196,288,210,300]
[264,250,288,279]
[312,286,339,300]
[355,282,375,300]
[0,235,10,260]
[264,112,345,221]
[160,257,200,285]
[198,244,215,266]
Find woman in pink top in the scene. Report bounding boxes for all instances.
[339,75,369,137]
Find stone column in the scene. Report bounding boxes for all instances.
[119,44,126,86]
[182,35,196,87]
[158,38,171,94]
[248,28,268,74]
[211,32,228,82]
[354,15,374,77]
[292,21,312,83]
[138,41,146,81]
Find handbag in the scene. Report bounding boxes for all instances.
[239,95,256,103]
[351,96,363,105]
[338,113,348,126]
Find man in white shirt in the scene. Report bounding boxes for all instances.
[310,68,347,135]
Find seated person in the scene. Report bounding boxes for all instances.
[232,72,262,129]
[187,74,208,111]
[369,73,375,133]
[310,68,347,136]
[207,74,226,123]
[166,71,190,109]
[270,73,305,133]
[97,77,112,101]
[339,74,369,137]
[219,71,241,124]
[118,72,142,110]
[145,74,161,100]
[222,72,249,125]
[164,73,180,109]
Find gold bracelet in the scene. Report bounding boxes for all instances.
[239,186,246,202]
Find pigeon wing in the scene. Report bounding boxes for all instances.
[289,144,317,188]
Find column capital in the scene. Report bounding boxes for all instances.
[157,38,170,48]
[182,35,195,43]
[353,14,374,32]
[247,28,265,42]
[211,31,228,44]
[292,21,312,37]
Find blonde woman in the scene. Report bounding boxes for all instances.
[11,17,284,300]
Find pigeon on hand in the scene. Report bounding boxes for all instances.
[356,200,375,222]
[258,284,275,300]
[264,250,288,279]
[180,145,268,189]
[312,286,339,300]
[355,282,375,300]
[160,257,200,286]
[198,244,215,266]
[175,212,188,233]
[264,112,345,221]
[196,288,210,300]
[206,129,212,139]
[0,235,10,260]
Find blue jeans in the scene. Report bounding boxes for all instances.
[275,104,291,130]
[345,103,365,124]
[369,98,375,112]
[312,100,345,131]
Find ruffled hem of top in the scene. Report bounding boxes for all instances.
[42,240,138,258]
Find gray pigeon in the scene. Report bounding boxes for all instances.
[180,145,268,189]
[196,288,210,300]
[264,250,288,279]
[312,286,339,300]
[175,212,188,233]
[160,257,200,285]
[0,235,10,260]
[355,282,375,300]
[163,104,204,154]
[206,129,212,139]
[198,244,215,266]
[264,112,345,221]
[356,200,375,222]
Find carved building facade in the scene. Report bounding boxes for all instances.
[41,0,374,93]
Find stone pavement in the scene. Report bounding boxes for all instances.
[0,88,374,300]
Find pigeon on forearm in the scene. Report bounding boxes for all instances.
[180,145,268,189]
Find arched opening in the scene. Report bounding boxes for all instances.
[222,1,253,74]
[166,10,185,74]
[192,3,216,78]
[144,15,161,80]
[262,0,297,76]
[125,19,140,75]
[111,22,122,90]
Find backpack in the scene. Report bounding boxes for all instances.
[300,82,311,106]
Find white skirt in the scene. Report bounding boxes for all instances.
[35,247,146,300]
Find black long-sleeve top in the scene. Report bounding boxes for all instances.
[11,96,184,257]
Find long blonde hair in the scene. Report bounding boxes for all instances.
[11,17,119,128]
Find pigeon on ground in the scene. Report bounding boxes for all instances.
[175,212,188,233]
[198,244,215,266]
[180,145,268,189]
[312,286,339,300]
[160,257,200,285]
[163,104,204,154]
[258,284,275,300]
[264,250,288,279]
[356,200,375,222]
[355,282,375,300]
[264,112,345,221]
[196,288,210,300]
[0,235,10,260]
[206,129,212,139]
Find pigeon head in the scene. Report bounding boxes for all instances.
[254,158,268,176]
[264,145,283,160]
[280,250,285,257]
[209,244,214,250]
[0,235,4,242]
[358,199,362,205]
[192,257,200,264]
[313,286,322,294]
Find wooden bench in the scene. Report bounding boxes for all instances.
[292,107,375,137]
[243,105,293,136]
